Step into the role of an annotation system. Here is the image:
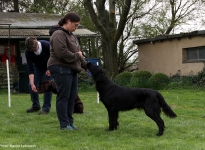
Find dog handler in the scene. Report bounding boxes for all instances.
[48,12,87,130]
[25,37,52,115]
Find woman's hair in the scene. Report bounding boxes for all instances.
[58,12,80,26]
[25,36,38,52]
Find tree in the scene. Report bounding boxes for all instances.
[166,0,200,34]
[83,0,124,77]
[1,0,22,12]
[14,0,19,12]
[83,0,157,77]
[116,0,156,73]
[1,0,73,14]
[137,0,203,38]
[67,1,100,59]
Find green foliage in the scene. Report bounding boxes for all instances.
[78,70,93,85]
[149,72,170,90]
[24,0,71,14]
[0,62,19,89]
[0,63,5,88]
[9,63,19,83]
[115,71,133,86]
[197,77,205,87]
[130,70,152,88]
[194,71,205,87]
[168,70,205,89]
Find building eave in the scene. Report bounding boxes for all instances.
[0,12,99,38]
[133,30,205,45]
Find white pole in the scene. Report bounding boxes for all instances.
[96,62,99,104]
[6,60,11,107]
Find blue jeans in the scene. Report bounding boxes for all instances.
[49,65,78,128]
[28,67,52,112]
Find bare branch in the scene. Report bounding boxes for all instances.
[115,0,131,43]
[83,0,109,41]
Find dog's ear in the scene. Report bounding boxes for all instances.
[38,80,57,93]
[38,81,50,93]
[51,81,57,94]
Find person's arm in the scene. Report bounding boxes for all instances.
[25,50,37,92]
[29,74,37,92]
[25,49,35,74]
[79,52,88,70]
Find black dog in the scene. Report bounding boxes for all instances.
[87,62,177,136]
[38,80,84,114]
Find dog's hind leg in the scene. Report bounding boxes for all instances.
[144,108,165,136]
[113,109,119,129]
[154,115,165,136]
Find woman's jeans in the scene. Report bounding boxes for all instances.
[49,65,78,128]
[29,67,52,112]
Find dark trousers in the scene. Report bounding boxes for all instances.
[49,65,78,128]
[29,67,52,111]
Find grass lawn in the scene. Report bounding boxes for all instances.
[0,88,205,150]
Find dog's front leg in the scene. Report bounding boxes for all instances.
[107,106,118,131]
[107,109,114,131]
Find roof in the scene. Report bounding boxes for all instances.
[0,28,98,38]
[0,12,98,38]
[133,30,205,45]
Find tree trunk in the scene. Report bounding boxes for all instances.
[102,39,118,78]
[83,0,131,78]
[13,0,19,12]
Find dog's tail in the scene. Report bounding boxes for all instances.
[157,92,177,118]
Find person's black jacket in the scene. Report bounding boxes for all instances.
[25,40,50,74]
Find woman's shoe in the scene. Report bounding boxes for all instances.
[60,125,73,131]
[71,125,78,130]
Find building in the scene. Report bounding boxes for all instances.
[133,30,205,77]
[0,12,98,92]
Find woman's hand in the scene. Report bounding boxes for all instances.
[77,51,83,58]
[45,70,51,76]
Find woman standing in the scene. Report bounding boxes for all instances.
[48,12,87,130]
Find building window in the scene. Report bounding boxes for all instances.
[183,46,205,62]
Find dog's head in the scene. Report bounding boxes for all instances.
[87,62,106,82]
[38,80,51,93]
[74,103,84,113]
[38,80,57,94]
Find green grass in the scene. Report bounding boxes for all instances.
[0,88,205,150]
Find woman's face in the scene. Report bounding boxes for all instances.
[64,20,80,32]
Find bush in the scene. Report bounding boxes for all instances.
[78,70,94,86]
[130,70,152,88]
[149,72,170,90]
[0,62,19,90]
[194,71,205,86]
[115,71,133,86]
